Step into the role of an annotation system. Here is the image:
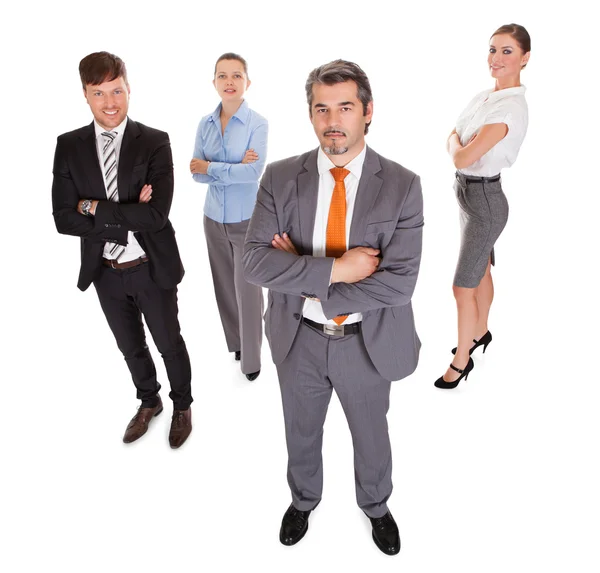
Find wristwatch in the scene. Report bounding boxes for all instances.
[81,199,93,216]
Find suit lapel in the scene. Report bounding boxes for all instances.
[78,122,106,200]
[349,146,383,248]
[296,148,319,256]
[117,119,140,202]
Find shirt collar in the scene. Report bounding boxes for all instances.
[487,85,526,101]
[317,143,367,180]
[94,116,128,139]
[209,99,250,125]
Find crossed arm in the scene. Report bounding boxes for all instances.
[190,122,269,185]
[243,166,423,319]
[448,123,509,169]
[52,136,174,245]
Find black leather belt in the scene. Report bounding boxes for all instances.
[102,256,148,269]
[303,317,361,337]
[456,172,501,183]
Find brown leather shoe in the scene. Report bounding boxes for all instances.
[122,396,163,444]
[169,408,192,449]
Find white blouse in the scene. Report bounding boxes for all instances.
[455,85,528,177]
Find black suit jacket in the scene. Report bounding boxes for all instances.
[52,119,184,291]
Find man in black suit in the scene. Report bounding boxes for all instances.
[52,51,193,448]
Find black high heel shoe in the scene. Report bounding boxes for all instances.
[434,357,474,389]
[452,331,492,355]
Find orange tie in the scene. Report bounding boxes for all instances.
[326,167,350,325]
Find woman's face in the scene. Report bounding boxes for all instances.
[488,34,530,80]
[213,59,250,102]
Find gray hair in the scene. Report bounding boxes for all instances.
[305,59,373,134]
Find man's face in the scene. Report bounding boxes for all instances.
[84,76,130,130]
[310,80,372,159]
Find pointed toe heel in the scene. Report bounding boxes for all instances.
[434,357,474,389]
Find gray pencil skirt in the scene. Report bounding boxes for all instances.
[453,172,509,288]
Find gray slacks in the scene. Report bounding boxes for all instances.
[204,216,263,374]
[276,321,393,518]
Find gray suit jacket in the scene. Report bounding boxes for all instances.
[242,146,423,381]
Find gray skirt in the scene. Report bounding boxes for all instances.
[453,172,509,288]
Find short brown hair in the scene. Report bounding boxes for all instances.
[491,24,531,67]
[79,51,128,89]
[305,60,373,134]
[214,53,249,79]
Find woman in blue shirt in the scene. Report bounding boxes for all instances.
[190,52,268,381]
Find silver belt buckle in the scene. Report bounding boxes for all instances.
[323,323,344,337]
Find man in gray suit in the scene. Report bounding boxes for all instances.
[242,60,423,556]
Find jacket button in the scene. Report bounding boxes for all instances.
[117,224,121,228]
[105,224,108,227]
[293,313,301,320]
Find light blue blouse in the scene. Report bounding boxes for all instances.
[192,100,268,223]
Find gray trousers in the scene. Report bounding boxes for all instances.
[276,321,393,518]
[204,216,263,374]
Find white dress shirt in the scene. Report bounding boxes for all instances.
[303,144,367,325]
[94,117,146,262]
[455,85,528,177]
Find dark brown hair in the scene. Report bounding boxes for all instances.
[79,51,128,89]
[305,59,373,134]
[491,24,531,67]
[214,53,249,79]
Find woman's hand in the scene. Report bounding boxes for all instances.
[190,158,209,174]
[242,148,259,164]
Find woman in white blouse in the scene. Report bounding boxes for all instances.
[435,23,531,389]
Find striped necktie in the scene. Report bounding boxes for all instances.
[327,167,350,326]
[101,131,125,260]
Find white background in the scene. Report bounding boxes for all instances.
[2,1,599,571]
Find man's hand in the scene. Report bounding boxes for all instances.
[190,158,209,174]
[77,199,98,216]
[139,184,152,203]
[271,232,298,255]
[331,247,380,284]
[242,148,259,164]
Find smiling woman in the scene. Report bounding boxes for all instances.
[435,23,531,390]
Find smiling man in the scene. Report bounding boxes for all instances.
[242,60,424,555]
[52,52,193,448]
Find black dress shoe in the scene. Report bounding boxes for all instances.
[279,504,312,546]
[234,351,241,361]
[434,357,474,389]
[368,511,400,556]
[246,370,260,381]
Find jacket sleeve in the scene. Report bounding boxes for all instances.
[94,133,174,233]
[207,122,269,185]
[52,135,128,245]
[320,174,424,318]
[192,117,218,184]
[242,163,334,300]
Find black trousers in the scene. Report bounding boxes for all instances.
[93,261,192,410]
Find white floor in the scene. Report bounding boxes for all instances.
[3,1,600,570]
